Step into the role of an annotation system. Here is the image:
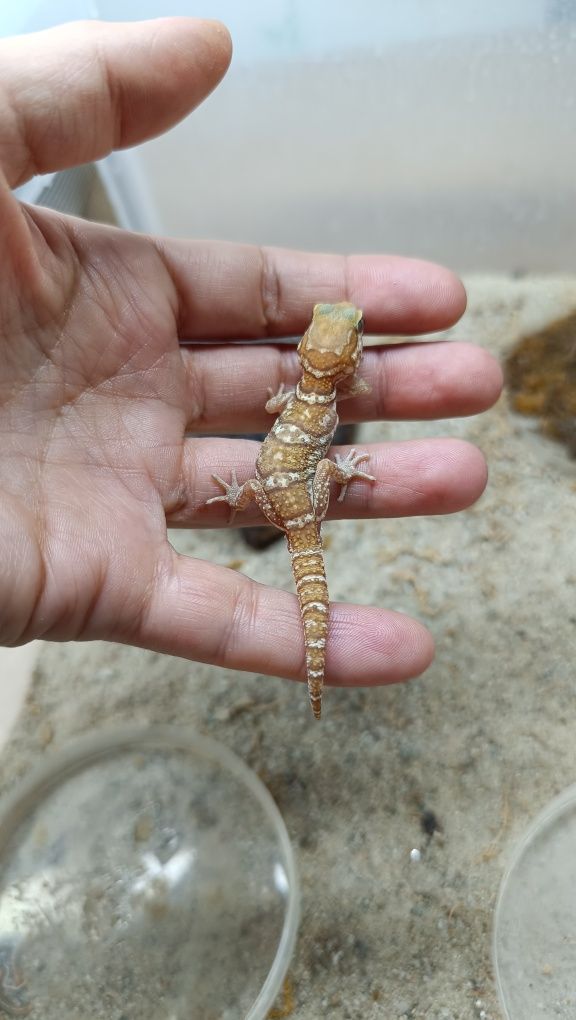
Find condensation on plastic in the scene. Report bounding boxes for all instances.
[4,2,576,271]
[130,0,576,272]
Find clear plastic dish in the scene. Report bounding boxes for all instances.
[494,784,576,1019]
[0,725,299,1019]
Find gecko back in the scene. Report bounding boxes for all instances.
[207,302,374,717]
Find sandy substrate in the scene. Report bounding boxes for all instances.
[1,274,575,1019]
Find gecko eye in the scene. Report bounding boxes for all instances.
[357,317,365,334]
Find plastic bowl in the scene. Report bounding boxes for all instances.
[494,784,576,1018]
[0,725,299,1019]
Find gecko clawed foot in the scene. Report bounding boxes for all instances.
[336,375,371,400]
[265,382,294,413]
[206,470,243,522]
[334,449,375,502]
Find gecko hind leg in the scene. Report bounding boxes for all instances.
[207,471,285,529]
[333,449,375,502]
[265,383,294,413]
[206,470,260,523]
[312,449,375,519]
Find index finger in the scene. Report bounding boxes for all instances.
[157,241,467,338]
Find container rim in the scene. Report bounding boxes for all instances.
[492,781,576,1020]
[0,723,300,1020]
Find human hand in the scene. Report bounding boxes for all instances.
[0,19,502,689]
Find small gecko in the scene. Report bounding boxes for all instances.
[208,302,375,719]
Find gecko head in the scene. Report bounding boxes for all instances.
[297,302,364,381]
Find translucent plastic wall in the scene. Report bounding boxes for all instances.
[107,0,576,272]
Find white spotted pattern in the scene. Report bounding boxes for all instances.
[295,574,326,588]
[291,546,324,560]
[284,512,316,529]
[296,383,336,405]
[263,470,309,490]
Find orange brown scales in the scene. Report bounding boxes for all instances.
[207,302,375,718]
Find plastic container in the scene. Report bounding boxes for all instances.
[494,784,576,1019]
[0,726,299,1019]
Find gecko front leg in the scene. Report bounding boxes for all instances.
[332,449,375,502]
[312,448,375,519]
[336,376,371,400]
[265,383,294,413]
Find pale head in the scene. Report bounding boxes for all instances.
[297,302,364,382]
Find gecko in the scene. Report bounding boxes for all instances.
[207,302,375,719]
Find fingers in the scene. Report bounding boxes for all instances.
[0,18,232,186]
[182,340,502,432]
[168,437,487,526]
[158,241,466,337]
[128,553,434,687]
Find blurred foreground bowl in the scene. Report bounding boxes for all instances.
[0,725,299,1019]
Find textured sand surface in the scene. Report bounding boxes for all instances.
[1,275,575,1019]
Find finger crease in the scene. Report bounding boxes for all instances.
[258,247,282,336]
[218,572,259,667]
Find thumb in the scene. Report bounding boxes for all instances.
[0,17,232,187]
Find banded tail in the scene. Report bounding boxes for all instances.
[287,521,329,720]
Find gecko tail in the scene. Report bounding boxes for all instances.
[309,691,322,720]
[303,607,328,720]
[287,523,329,721]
